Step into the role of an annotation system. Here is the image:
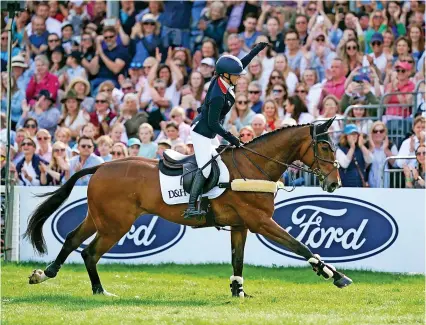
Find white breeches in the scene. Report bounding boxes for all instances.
[190,125,219,178]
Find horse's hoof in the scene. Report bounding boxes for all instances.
[28,269,49,284]
[93,289,118,297]
[333,275,353,289]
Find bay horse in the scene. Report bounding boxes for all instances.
[25,118,352,297]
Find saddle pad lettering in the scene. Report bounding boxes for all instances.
[159,158,229,205]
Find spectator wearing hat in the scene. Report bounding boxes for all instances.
[28,16,49,57]
[19,90,60,137]
[1,72,25,130]
[26,2,62,38]
[337,124,373,188]
[91,26,130,92]
[26,55,59,105]
[130,13,162,64]
[198,57,215,85]
[16,137,48,186]
[363,32,387,75]
[128,138,141,157]
[156,139,172,159]
[65,136,103,185]
[61,21,74,54]
[58,89,88,140]
[384,61,415,118]
[11,54,33,91]
[66,51,86,81]
[138,123,158,159]
[67,76,95,113]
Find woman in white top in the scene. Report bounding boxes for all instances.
[317,95,343,143]
[367,121,398,188]
[58,89,89,141]
[274,54,298,96]
[247,57,268,92]
[284,95,314,125]
[301,68,323,116]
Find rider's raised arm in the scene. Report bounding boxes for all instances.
[206,97,240,147]
[240,42,269,69]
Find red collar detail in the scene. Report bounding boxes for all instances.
[218,78,228,94]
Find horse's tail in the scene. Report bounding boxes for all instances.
[24,165,101,255]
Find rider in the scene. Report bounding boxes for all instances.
[184,42,269,219]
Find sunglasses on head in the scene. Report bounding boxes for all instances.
[25,124,37,129]
[396,69,406,73]
[416,151,426,156]
[53,148,66,153]
[372,129,385,134]
[238,100,248,104]
[249,90,260,94]
[111,151,123,156]
[96,99,107,103]
[37,136,50,141]
[80,144,93,149]
[22,142,34,147]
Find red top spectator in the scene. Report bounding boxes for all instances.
[384,62,415,117]
[323,58,346,100]
[26,55,59,105]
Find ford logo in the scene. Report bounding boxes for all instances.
[51,198,185,259]
[257,195,398,263]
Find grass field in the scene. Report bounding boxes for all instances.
[1,262,424,325]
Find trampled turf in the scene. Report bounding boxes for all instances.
[1,262,424,325]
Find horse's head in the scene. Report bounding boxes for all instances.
[300,118,341,193]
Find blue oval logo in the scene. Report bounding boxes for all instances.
[256,195,398,262]
[51,198,185,259]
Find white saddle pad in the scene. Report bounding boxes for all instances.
[159,152,229,205]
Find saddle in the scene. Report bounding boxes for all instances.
[159,150,220,194]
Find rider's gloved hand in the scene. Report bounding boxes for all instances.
[228,136,241,147]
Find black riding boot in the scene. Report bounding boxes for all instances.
[184,170,207,220]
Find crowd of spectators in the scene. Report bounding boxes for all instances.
[0,0,425,189]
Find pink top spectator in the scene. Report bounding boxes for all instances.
[26,73,60,105]
[385,80,415,117]
[323,77,346,100]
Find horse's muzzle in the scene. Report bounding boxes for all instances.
[327,182,340,193]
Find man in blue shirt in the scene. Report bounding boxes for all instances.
[29,16,49,57]
[161,1,193,49]
[91,26,129,93]
[65,136,104,186]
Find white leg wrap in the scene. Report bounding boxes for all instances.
[230,275,243,284]
[308,255,334,279]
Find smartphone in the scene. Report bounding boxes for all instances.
[104,18,116,26]
[317,15,324,24]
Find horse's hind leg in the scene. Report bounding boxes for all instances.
[81,230,126,296]
[251,216,352,289]
[29,214,96,285]
[230,227,250,298]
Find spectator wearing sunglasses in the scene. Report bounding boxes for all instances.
[40,140,70,186]
[367,121,398,188]
[130,14,162,65]
[239,126,255,143]
[111,142,129,161]
[89,92,117,139]
[404,144,426,189]
[16,137,47,186]
[363,33,387,75]
[224,93,255,133]
[384,61,415,118]
[248,81,263,114]
[35,129,52,163]
[65,136,103,185]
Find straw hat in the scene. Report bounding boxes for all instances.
[67,77,91,96]
[11,54,28,68]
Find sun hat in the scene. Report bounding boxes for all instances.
[343,124,359,135]
[11,54,28,68]
[67,77,91,96]
[61,89,83,103]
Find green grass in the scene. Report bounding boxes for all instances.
[1,262,424,325]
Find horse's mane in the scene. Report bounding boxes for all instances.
[217,123,312,152]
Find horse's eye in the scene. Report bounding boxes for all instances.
[321,145,329,152]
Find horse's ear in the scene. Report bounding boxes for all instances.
[322,116,336,130]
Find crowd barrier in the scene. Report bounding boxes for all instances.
[380,156,417,188]
[13,186,425,273]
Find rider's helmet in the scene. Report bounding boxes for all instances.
[215,55,247,76]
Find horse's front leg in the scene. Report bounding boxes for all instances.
[230,227,250,298]
[250,215,352,289]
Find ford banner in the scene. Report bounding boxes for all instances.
[18,187,425,273]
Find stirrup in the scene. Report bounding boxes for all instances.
[183,207,206,220]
